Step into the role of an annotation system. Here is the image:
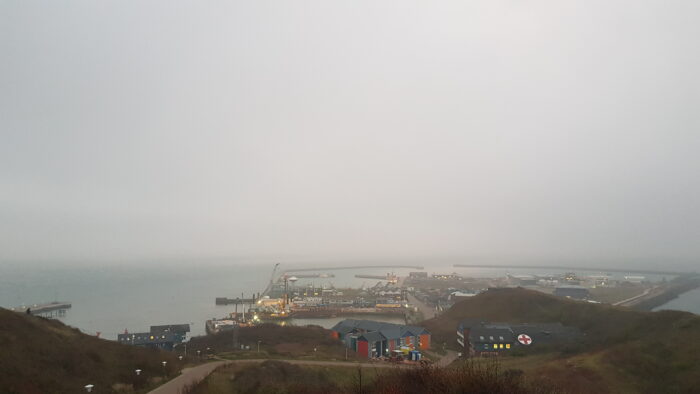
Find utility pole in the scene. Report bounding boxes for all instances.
[357,366,362,394]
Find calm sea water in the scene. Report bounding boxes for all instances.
[653,287,700,314]
[1,262,695,339]
[0,262,443,339]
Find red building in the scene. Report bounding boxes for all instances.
[331,319,430,358]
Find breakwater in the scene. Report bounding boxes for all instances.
[633,277,700,311]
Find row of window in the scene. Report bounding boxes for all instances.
[120,335,167,341]
[489,343,511,349]
[479,335,506,341]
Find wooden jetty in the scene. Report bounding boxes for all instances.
[11,302,72,318]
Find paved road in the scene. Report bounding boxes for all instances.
[434,350,460,367]
[407,293,437,320]
[613,286,658,306]
[148,361,229,394]
[148,359,411,394]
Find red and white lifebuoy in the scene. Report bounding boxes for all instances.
[517,334,532,345]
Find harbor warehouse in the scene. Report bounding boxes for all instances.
[331,319,430,358]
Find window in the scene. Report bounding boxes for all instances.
[499,336,504,341]
[506,344,511,349]
[489,336,494,341]
[493,344,498,349]
[480,336,484,341]
[499,344,504,349]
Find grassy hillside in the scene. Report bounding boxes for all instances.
[188,324,359,361]
[423,288,700,393]
[187,360,558,394]
[0,308,180,394]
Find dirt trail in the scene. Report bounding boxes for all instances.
[148,358,409,394]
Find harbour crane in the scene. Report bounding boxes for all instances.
[262,263,280,297]
[270,263,280,288]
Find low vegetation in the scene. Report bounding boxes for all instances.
[187,360,558,394]
[0,308,181,394]
[423,288,700,393]
[187,324,359,361]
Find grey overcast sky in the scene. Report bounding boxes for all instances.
[1,1,699,267]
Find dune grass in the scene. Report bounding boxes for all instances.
[0,308,182,394]
[422,288,700,393]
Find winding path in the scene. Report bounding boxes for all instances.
[407,293,437,320]
[148,361,229,394]
[613,286,658,307]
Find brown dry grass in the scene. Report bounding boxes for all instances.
[0,308,181,394]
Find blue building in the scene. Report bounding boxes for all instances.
[117,323,190,351]
[457,319,581,357]
[331,319,430,358]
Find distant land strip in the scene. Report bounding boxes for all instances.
[283,265,424,273]
[453,264,691,276]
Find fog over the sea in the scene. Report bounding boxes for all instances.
[1,1,699,268]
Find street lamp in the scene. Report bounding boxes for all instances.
[162,361,167,377]
[178,355,183,361]
[84,384,94,392]
[135,369,142,376]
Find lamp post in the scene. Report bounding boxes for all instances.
[84,384,94,392]
[257,340,261,353]
[162,361,167,377]
[135,369,142,376]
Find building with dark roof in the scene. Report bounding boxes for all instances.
[331,319,430,358]
[117,331,181,350]
[150,324,190,334]
[457,319,581,357]
[150,324,190,343]
[117,323,190,351]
